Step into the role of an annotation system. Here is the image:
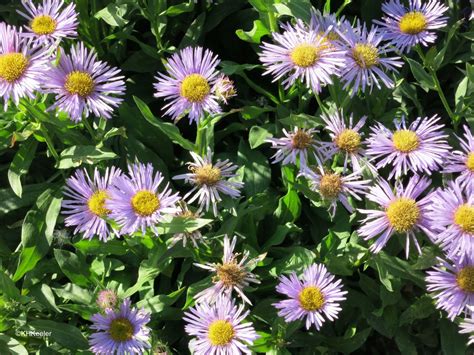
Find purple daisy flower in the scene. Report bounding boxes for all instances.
[62,167,122,242]
[173,150,243,216]
[374,0,449,53]
[266,127,320,171]
[0,22,49,109]
[358,175,433,258]
[309,10,352,48]
[300,165,371,217]
[273,263,347,330]
[319,111,371,172]
[426,256,474,320]
[43,42,125,122]
[459,315,474,346]
[184,295,259,354]
[426,180,474,261]
[89,298,151,355]
[337,22,403,96]
[259,19,346,93]
[107,162,180,236]
[195,235,264,305]
[154,46,221,125]
[366,115,450,179]
[443,125,474,191]
[18,0,78,45]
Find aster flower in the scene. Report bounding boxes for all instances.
[169,203,206,248]
[426,180,474,261]
[374,0,449,53]
[62,167,121,242]
[96,289,118,311]
[194,235,264,305]
[358,175,433,258]
[309,10,352,48]
[459,315,474,346]
[426,255,474,321]
[319,111,371,172]
[301,165,371,217]
[0,22,49,109]
[273,263,347,330]
[18,0,78,45]
[184,295,259,355]
[443,125,474,191]
[337,22,403,96]
[89,298,151,355]
[107,162,180,236]
[366,115,450,179]
[173,150,243,216]
[43,42,125,122]
[259,19,346,93]
[266,127,320,170]
[154,46,221,125]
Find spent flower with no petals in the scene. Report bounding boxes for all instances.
[107,162,180,236]
[366,115,450,179]
[195,235,264,305]
[184,295,259,355]
[43,42,125,122]
[154,46,222,125]
[273,263,347,330]
[358,175,433,258]
[374,0,449,53]
[62,167,122,242]
[89,298,151,355]
[18,0,78,45]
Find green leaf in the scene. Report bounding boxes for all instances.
[0,271,20,299]
[57,145,117,169]
[180,13,206,48]
[54,249,91,287]
[249,126,272,149]
[8,138,37,197]
[262,222,301,249]
[164,1,194,16]
[134,96,195,151]
[406,58,435,91]
[272,0,312,22]
[236,20,270,43]
[95,4,129,27]
[440,318,467,355]
[136,287,186,313]
[399,295,435,326]
[237,140,271,195]
[28,320,88,349]
[0,335,28,355]
[156,217,213,234]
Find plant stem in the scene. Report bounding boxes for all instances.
[267,10,278,33]
[83,118,96,141]
[40,126,60,162]
[314,93,327,114]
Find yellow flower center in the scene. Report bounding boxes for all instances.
[64,71,95,97]
[290,44,320,68]
[30,14,57,35]
[292,130,313,150]
[319,174,342,199]
[131,190,160,217]
[192,164,222,186]
[215,262,246,287]
[352,43,379,68]
[299,286,325,311]
[87,190,111,217]
[466,152,474,172]
[392,129,420,153]
[208,320,235,346]
[0,53,29,83]
[399,11,427,35]
[334,129,361,153]
[180,74,210,103]
[454,204,474,234]
[457,266,474,293]
[386,198,420,233]
[109,317,134,342]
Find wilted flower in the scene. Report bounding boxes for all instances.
[43,42,125,122]
[62,167,122,242]
[273,263,347,330]
[154,47,221,125]
[108,162,180,236]
[374,0,449,53]
[173,150,243,216]
[213,74,236,104]
[169,203,206,248]
[184,295,259,354]
[443,125,474,191]
[96,289,118,311]
[195,235,264,305]
[0,22,50,109]
[89,298,151,354]
[366,115,450,179]
[426,256,474,320]
[358,175,433,258]
[18,0,78,45]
